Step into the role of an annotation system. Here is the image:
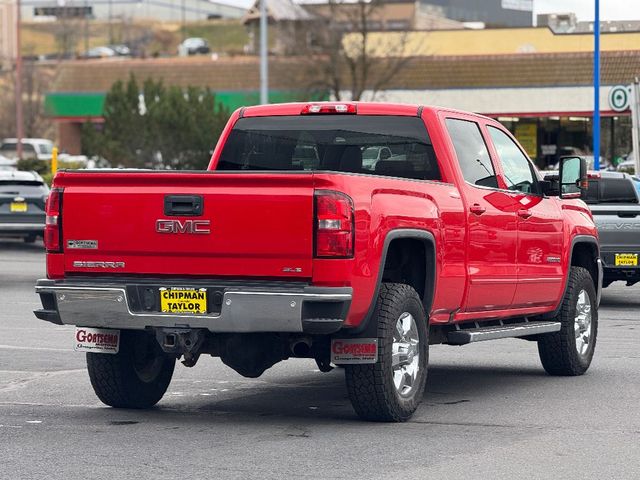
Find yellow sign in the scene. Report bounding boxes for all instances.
[160,288,207,314]
[615,254,638,267]
[514,123,537,158]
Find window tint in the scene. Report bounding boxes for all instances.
[217,116,442,181]
[1,143,36,153]
[488,127,537,194]
[445,118,497,188]
[585,177,638,204]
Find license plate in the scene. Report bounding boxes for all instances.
[10,202,27,213]
[615,253,638,266]
[74,327,120,354]
[160,287,207,314]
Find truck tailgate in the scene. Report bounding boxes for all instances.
[591,204,640,267]
[58,171,314,278]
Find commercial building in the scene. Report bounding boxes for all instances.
[44,26,640,167]
[19,0,245,22]
[422,0,533,27]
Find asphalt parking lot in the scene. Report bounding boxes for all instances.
[1,239,639,479]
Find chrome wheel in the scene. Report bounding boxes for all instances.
[392,312,420,397]
[574,289,592,356]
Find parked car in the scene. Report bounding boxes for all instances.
[361,146,393,170]
[84,46,117,59]
[584,171,640,287]
[0,138,54,161]
[616,152,636,174]
[0,170,48,243]
[35,102,601,422]
[0,153,16,169]
[178,37,210,55]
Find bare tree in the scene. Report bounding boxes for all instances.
[0,64,55,140]
[303,0,415,101]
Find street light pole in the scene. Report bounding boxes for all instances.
[259,0,268,105]
[593,0,600,170]
[15,0,23,160]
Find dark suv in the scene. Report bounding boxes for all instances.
[0,171,49,243]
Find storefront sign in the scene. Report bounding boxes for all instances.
[609,85,631,112]
[515,123,537,158]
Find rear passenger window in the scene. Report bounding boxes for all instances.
[445,118,498,188]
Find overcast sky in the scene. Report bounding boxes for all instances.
[227,0,635,22]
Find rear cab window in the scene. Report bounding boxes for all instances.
[217,115,442,181]
[585,175,639,204]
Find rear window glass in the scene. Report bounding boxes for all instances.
[585,177,638,204]
[0,180,47,194]
[0,143,36,153]
[217,115,441,181]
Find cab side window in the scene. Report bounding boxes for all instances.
[445,118,498,188]
[488,127,539,195]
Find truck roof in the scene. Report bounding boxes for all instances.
[238,102,493,121]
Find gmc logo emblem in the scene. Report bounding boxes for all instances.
[156,219,211,235]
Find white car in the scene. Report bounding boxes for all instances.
[617,152,636,174]
[0,138,54,161]
[362,146,393,170]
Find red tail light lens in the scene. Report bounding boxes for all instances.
[315,191,354,258]
[44,187,63,252]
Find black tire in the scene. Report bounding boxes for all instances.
[86,330,175,408]
[538,266,598,376]
[345,283,429,422]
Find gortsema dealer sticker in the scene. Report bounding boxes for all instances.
[74,327,120,354]
[331,338,378,364]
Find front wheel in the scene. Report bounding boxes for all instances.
[87,330,175,408]
[537,266,598,376]
[345,283,429,422]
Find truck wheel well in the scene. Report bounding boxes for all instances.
[381,238,435,312]
[571,242,599,287]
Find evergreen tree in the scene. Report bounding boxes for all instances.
[82,75,229,170]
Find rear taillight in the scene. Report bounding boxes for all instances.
[44,187,63,252]
[315,191,354,258]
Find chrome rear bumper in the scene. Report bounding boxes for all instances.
[34,279,352,334]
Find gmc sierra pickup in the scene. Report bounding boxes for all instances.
[34,102,602,422]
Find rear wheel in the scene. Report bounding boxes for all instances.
[345,283,429,422]
[538,266,598,376]
[87,330,175,408]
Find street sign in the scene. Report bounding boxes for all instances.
[609,85,631,112]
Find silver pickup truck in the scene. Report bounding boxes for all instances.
[585,172,640,287]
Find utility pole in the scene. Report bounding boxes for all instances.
[593,0,600,170]
[15,0,23,160]
[181,0,186,42]
[632,78,640,175]
[108,0,113,44]
[259,0,268,105]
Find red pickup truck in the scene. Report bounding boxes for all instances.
[35,102,602,422]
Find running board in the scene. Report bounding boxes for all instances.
[447,321,561,345]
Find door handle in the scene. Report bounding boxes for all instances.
[518,209,532,219]
[470,204,486,215]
